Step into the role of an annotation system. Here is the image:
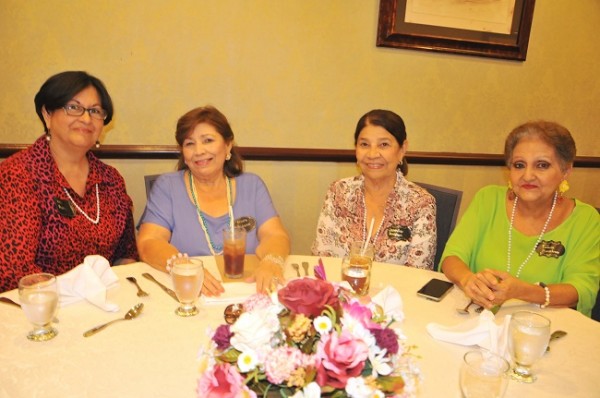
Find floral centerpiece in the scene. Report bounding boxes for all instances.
[197,267,421,398]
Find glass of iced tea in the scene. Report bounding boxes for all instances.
[341,255,372,296]
[171,258,204,317]
[223,227,246,279]
[349,241,375,261]
[18,273,59,341]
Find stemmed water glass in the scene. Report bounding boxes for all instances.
[18,273,59,341]
[170,257,204,317]
[508,311,551,383]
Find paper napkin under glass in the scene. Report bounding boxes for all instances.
[200,256,256,305]
[426,310,512,358]
[57,255,120,312]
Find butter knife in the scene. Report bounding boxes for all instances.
[141,273,179,302]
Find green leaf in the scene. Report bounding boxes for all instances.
[377,375,405,393]
[217,349,241,363]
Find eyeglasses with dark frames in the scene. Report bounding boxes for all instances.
[62,104,107,120]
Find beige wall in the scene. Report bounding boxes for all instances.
[1,1,599,253]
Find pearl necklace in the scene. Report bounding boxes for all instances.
[362,193,385,245]
[507,191,557,278]
[188,171,232,256]
[63,184,100,224]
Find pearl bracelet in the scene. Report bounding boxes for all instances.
[537,282,550,308]
[166,253,188,273]
[262,254,285,269]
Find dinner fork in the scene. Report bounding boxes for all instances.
[126,277,149,297]
[291,263,301,277]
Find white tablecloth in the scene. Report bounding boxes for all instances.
[1,256,598,397]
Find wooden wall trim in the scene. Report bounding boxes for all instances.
[1,144,599,167]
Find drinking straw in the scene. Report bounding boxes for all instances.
[362,217,375,255]
[229,206,235,239]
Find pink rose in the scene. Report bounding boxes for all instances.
[315,330,369,389]
[343,301,379,330]
[278,278,340,318]
[197,363,257,398]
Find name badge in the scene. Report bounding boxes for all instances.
[536,240,565,258]
[387,225,411,241]
[53,197,75,218]
[235,216,256,232]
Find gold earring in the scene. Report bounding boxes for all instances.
[558,180,570,195]
[507,180,516,200]
[226,153,231,161]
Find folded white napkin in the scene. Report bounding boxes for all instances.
[57,255,120,312]
[371,285,405,323]
[426,310,512,358]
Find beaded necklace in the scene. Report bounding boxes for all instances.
[188,171,232,255]
[63,184,100,225]
[361,189,386,245]
[507,191,557,278]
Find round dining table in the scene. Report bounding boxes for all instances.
[1,255,598,397]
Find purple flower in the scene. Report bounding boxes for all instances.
[369,327,399,355]
[213,324,233,350]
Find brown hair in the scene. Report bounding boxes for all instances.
[175,106,243,177]
[504,121,576,172]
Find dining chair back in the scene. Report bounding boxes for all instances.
[144,174,162,199]
[416,182,463,271]
[592,283,600,322]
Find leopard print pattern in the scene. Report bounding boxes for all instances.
[0,137,138,292]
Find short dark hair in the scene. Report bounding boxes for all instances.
[175,105,243,177]
[34,71,113,132]
[504,121,576,172]
[354,109,408,175]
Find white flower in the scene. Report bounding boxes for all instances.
[345,377,373,398]
[291,382,321,398]
[230,307,280,353]
[237,350,258,372]
[369,348,392,377]
[313,315,332,334]
[341,315,376,348]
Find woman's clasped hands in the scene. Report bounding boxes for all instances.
[463,269,526,310]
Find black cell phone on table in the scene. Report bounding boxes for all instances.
[417,278,454,301]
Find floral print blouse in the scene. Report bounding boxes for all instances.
[311,171,436,269]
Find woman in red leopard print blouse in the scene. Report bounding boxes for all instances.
[0,71,138,292]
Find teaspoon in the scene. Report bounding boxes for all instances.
[302,262,309,276]
[456,299,475,315]
[83,303,144,337]
[546,330,567,352]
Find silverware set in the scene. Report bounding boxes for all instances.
[291,262,310,277]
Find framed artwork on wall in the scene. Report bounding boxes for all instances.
[377,0,536,61]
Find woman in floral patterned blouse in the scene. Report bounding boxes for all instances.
[312,109,436,269]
